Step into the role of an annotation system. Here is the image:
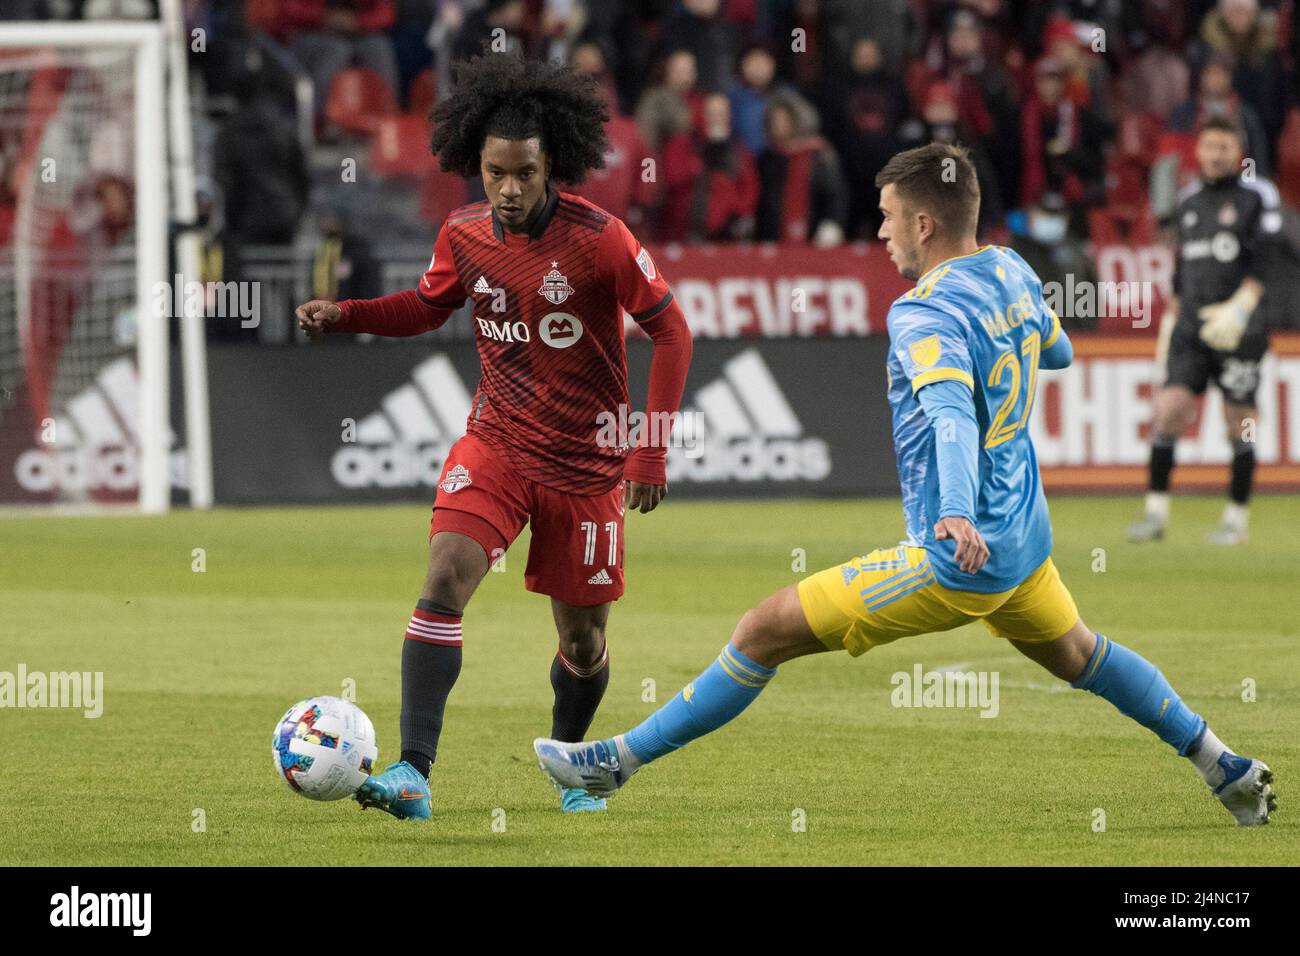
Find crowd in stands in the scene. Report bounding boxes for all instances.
[6,0,1300,331]
[212,0,1300,242]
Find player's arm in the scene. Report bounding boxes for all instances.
[597,217,694,513]
[1039,308,1073,369]
[296,225,466,339]
[891,305,989,573]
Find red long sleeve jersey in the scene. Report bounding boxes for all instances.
[334,188,690,495]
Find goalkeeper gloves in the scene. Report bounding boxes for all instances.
[1197,285,1261,352]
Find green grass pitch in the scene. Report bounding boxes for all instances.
[1,495,1295,866]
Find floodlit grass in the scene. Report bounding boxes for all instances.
[1,496,1294,865]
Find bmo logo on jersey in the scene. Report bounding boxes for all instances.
[475,313,584,347]
[539,312,584,348]
[475,318,531,342]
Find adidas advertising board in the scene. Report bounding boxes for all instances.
[0,357,189,504]
[14,335,1295,506]
[195,338,899,504]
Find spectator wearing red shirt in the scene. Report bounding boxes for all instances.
[754,93,847,246]
[1042,13,1113,127]
[1020,56,1111,236]
[571,82,658,229]
[658,92,758,242]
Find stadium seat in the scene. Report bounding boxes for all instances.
[325,67,397,136]
[420,166,470,227]
[369,115,435,179]
[408,68,436,120]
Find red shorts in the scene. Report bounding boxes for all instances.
[430,434,626,606]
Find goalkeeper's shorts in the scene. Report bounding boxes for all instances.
[797,545,1078,657]
[1166,321,1268,406]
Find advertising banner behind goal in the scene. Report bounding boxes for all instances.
[192,334,1300,506]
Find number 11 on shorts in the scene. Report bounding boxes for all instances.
[580,520,618,566]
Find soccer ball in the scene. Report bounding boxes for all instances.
[272,696,378,801]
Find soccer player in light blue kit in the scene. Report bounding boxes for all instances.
[534,144,1276,826]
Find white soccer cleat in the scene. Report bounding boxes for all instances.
[1214,756,1276,827]
[1127,515,1166,542]
[533,737,635,796]
[1206,522,1248,546]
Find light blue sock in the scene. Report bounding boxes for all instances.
[1071,633,1206,755]
[619,643,776,764]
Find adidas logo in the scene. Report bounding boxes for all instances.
[666,349,831,482]
[473,276,493,294]
[587,568,613,585]
[14,356,188,495]
[332,354,473,489]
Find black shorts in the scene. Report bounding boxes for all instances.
[1165,323,1268,406]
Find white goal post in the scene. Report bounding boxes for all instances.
[0,17,213,513]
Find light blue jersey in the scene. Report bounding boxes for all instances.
[885,245,1068,593]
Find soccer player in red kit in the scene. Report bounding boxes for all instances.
[295,54,693,818]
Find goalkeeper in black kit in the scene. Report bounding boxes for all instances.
[1130,117,1286,546]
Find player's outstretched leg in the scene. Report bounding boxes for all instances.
[356,531,485,821]
[534,585,825,795]
[548,600,612,812]
[1013,620,1276,826]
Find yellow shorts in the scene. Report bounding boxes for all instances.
[796,544,1079,657]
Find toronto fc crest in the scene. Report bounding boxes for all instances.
[439,464,472,493]
[538,262,574,304]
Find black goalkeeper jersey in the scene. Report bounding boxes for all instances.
[1172,173,1283,335]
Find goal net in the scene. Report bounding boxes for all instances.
[0,23,172,511]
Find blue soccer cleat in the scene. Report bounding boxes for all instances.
[560,788,607,813]
[353,760,431,820]
[1213,754,1276,826]
[533,738,635,797]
